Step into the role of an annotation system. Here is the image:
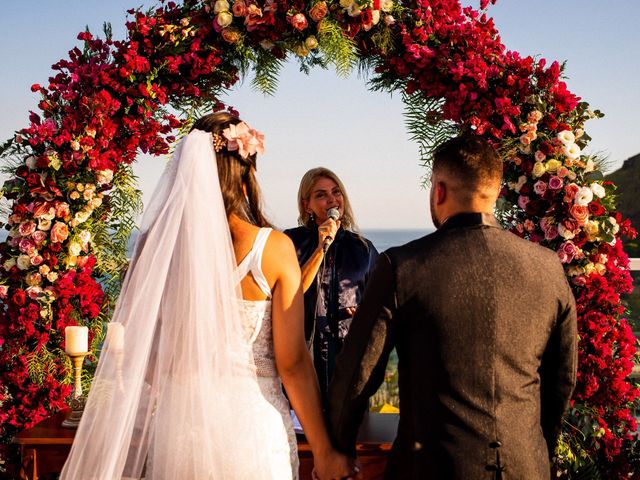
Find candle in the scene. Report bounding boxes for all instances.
[65,326,88,355]
[106,322,125,351]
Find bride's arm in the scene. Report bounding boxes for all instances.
[264,231,357,480]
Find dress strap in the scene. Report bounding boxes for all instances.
[236,228,273,298]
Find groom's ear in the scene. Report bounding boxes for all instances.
[436,181,447,205]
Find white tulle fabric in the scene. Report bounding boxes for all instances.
[61,130,280,479]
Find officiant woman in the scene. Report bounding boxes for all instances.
[285,168,378,405]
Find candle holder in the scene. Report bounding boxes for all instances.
[62,352,89,428]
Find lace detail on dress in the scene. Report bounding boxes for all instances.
[239,299,299,479]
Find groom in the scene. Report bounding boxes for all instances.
[327,134,577,479]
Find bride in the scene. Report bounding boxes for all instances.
[60,112,356,479]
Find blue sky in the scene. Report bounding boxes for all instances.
[1,1,639,229]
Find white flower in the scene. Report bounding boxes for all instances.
[608,216,620,235]
[557,130,575,145]
[96,169,114,185]
[371,9,381,25]
[574,187,593,206]
[380,0,394,12]
[590,183,605,198]
[3,258,16,271]
[17,254,32,270]
[68,241,82,257]
[584,158,595,173]
[79,230,92,245]
[562,142,581,160]
[213,0,230,13]
[74,210,91,224]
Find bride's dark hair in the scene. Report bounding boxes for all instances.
[191,112,270,227]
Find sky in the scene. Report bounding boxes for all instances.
[1,1,639,229]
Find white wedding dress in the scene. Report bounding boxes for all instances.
[237,227,299,479]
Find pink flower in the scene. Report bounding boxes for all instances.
[222,122,265,159]
[232,0,248,16]
[563,183,580,203]
[544,225,559,240]
[50,221,69,243]
[548,175,563,190]
[32,230,47,245]
[19,238,36,254]
[557,166,570,178]
[19,221,36,237]
[533,181,547,196]
[534,150,546,162]
[517,195,530,210]
[570,204,589,226]
[0,285,8,298]
[30,255,44,266]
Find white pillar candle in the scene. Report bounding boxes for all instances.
[65,326,89,355]
[106,322,125,351]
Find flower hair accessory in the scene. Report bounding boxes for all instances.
[212,121,265,160]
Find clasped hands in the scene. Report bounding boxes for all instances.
[312,451,362,480]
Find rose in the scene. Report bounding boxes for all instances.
[50,221,69,243]
[608,217,620,235]
[519,133,531,146]
[32,230,47,245]
[47,271,58,283]
[12,288,26,306]
[570,205,589,226]
[574,186,594,206]
[39,264,50,275]
[3,258,16,270]
[533,181,547,196]
[384,14,395,25]
[38,218,52,231]
[588,202,605,217]
[309,1,328,22]
[221,27,241,43]
[26,272,42,287]
[517,195,529,210]
[19,221,36,237]
[548,176,563,190]
[556,166,570,178]
[30,255,43,267]
[17,254,32,270]
[563,183,580,202]
[557,130,575,145]
[56,202,70,218]
[25,286,42,300]
[585,221,600,241]
[380,0,394,12]
[0,285,7,298]
[544,225,559,241]
[558,222,576,240]
[214,0,230,13]
[232,0,248,16]
[19,238,36,254]
[289,13,308,31]
[545,159,562,173]
[96,169,114,185]
[532,162,546,178]
[305,36,319,50]
[216,11,233,27]
[74,211,90,224]
[528,110,543,123]
[534,150,546,162]
[590,182,606,198]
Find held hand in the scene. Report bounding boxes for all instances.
[312,450,361,480]
[317,218,340,251]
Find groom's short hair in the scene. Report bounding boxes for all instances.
[433,134,502,190]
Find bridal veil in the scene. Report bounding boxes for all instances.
[61,129,274,479]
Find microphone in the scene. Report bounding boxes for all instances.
[322,208,341,253]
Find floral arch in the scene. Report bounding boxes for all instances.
[0,0,637,476]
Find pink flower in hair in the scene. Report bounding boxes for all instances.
[222,121,265,160]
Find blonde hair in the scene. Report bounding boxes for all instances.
[297,167,358,231]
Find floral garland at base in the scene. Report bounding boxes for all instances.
[0,0,637,477]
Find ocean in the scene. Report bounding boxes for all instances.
[362,229,433,252]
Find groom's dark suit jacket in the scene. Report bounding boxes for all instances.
[328,213,577,480]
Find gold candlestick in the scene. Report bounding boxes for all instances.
[62,352,88,428]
